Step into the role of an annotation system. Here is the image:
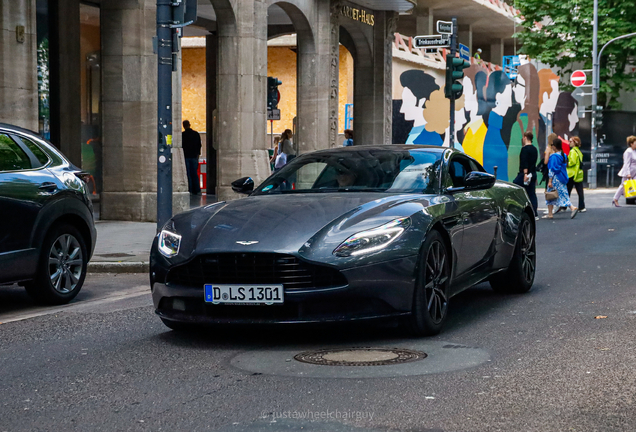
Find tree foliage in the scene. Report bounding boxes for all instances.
[514,0,636,109]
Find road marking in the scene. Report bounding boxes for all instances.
[0,286,150,324]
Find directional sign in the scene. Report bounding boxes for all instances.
[570,70,587,87]
[414,35,450,49]
[436,20,453,34]
[459,43,470,61]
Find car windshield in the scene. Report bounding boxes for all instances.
[252,148,443,195]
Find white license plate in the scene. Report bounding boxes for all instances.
[204,284,284,305]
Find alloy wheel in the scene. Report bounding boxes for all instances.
[424,240,448,324]
[48,234,83,294]
[520,220,536,283]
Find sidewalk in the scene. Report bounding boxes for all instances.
[87,189,631,274]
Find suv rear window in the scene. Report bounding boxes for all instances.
[16,136,49,166]
[0,134,31,172]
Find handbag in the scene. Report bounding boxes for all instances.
[545,189,559,201]
[625,179,636,198]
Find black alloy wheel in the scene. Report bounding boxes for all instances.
[25,224,88,305]
[490,212,535,294]
[407,230,450,336]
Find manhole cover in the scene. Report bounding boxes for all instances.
[294,348,427,366]
[97,253,134,258]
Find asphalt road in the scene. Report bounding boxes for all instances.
[1,205,635,432]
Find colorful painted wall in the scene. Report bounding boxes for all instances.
[392,62,580,182]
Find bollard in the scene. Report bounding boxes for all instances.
[493,166,498,179]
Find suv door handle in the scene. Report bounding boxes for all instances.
[39,182,57,191]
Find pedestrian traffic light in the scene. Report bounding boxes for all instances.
[593,105,603,129]
[268,77,282,110]
[445,54,470,99]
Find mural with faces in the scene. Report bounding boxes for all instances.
[393,64,579,182]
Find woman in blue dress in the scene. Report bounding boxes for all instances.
[543,138,579,219]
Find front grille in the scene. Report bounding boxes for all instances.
[166,253,347,290]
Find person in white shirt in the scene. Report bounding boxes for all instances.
[613,135,636,207]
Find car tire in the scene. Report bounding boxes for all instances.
[489,212,535,294]
[25,224,88,305]
[160,318,198,332]
[406,230,451,336]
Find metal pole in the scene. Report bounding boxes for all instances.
[449,17,457,149]
[590,0,598,189]
[157,0,174,231]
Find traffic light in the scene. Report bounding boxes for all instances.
[593,105,603,129]
[267,77,282,110]
[172,0,197,26]
[445,54,470,99]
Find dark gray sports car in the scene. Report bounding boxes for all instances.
[150,145,536,335]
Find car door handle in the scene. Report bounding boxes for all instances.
[39,182,57,191]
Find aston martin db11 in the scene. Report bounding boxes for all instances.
[150,145,536,335]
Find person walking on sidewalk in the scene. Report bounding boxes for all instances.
[513,131,538,218]
[343,129,354,147]
[613,135,636,207]
[566,136,586,212]
[543,138,578,219]
[182,120,202,195]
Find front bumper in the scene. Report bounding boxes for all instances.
[152,255,418,325]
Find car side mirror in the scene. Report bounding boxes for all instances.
[231,177,254,194]
[464,171,496,190]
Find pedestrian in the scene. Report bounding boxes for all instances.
[474,48,482,60]
[270,136,281,168]
[343,129,354,147]
[566,136,586,212]
[274,129,295,171]
[612,135,636,207]
[543,138,578,219]
[513,131,539,218]
[182,120,201,195]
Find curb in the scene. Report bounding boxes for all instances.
[88,262,149,274]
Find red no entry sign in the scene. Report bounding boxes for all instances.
[571,70,587,87]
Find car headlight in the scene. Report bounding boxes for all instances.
[333,217,411,257]
[158,222,182,258]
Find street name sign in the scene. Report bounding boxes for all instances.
[437,20,453,34]
[414,35,450,49]
[571,70,587,87]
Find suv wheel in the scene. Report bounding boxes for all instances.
[25,224,88,305]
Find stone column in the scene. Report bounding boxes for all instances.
[0,0,38,130]
[373,11,397,145]
[49,0,81,166]
[458,24,472,54]
[352,10,396,146]
[171,37,189,199]
[101,0,188,221]
[490,38,504,65]
[215,0,269,201]
[295,2,330,155]
[205,33,217,195]
[327,1,341,148]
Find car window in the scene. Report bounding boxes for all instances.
[15,136,49,167]
[253,149,443,195]
[0,134,32,172]
[449,156,475,187]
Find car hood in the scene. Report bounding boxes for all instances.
[181,193,430,256]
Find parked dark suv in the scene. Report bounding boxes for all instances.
[0,123,96,304]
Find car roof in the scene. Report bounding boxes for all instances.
[307,144,453,155]
[0,122,42,137]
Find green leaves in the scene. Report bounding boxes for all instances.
[515,0,636,109]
